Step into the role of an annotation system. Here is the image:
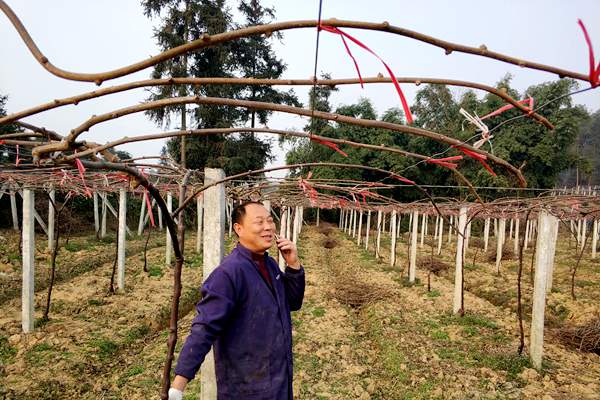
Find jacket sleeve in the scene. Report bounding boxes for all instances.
[283,266,305,312]
[174,268,237,380]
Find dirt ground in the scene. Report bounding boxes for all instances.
[1,224,598,399]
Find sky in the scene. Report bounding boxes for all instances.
[1,0,599,178]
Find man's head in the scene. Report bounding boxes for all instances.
[232,201,275,253]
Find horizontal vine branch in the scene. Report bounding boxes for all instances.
[0,1,590,85]
[0,76,551,128]
[30,96,526,186]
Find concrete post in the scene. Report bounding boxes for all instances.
[316,208,320,227]
[524,219,530,250]
[530,210,558,370]
[228,200,233,238]
[158,203,163,231]
[101,192,107,238]
[201,168,226,400]
[10,191,19,230]
[592,219,598,259]
[48,187,55,251]
[483,218,490,252]
[496,218,506,274]
[514,218,520,254]
[409,210,418,283]
[279,207,287,270]
[137,194,147,236]
[93,191,100,236]
[196,195,204,254]
[339,209,344,229]
[546,219,560,293]
[509,218,514,240]
[376,210,382,258]
[453,207,468,314]
[357,210,363,246]
[437,216,444,255]
[448,215,453,244]
[365,210,371,251]
[420,213,426,248]
[21,188,35,333]
[165,192,173,266]
[465,221,471,250]
[390,210,397,267]
[580,219,587,251]
[352,209,357,238]
[263,200,271,213]
[117,188,127,291]
[286,207,292,239]
[292,206,300,244]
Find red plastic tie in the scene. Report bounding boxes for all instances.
[480,97,534,120]
[425,155,463,169]
[74,159,93,198]
[319,24,414,124]
[454,146,496,176]
[578,19,600,88]
[310,136,349,157]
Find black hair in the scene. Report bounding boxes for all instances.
[232,201,266,226]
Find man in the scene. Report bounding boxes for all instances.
[169,201,305,400]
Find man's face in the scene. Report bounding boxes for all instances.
[234,204,276,253]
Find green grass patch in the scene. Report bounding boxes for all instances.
[0,335,17,365]
[184,253,203,268]
[87,298,104,306]
[63,241,86,252]
[25,342,55,366]
[148,264,164,278]
[426,289,441,298]
[472,353,531,380]
[462,326,479,337]
[311,306,326,318]
[117,365,145,387]
[123,324,150,346]
[430,330,449,341]
[439,313,498,330]
[89,337,119,360]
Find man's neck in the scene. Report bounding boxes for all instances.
[238,241,265,256]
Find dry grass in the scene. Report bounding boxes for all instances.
[329,277,393,309]
[556,314,600,354]
[418,258,451,275]
[485,246,515,262]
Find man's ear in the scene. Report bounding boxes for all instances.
[233,222,243,236]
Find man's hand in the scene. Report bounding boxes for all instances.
[169,375,188,399]
[276,237,301,269]
[168,388,183,400]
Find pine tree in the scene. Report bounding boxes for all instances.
[142,0,300,175]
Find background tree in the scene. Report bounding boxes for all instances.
[285,76,592,201]
[0,93,22,164]
[142,0,300,176]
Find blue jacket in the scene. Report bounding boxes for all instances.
[174,243,306,399]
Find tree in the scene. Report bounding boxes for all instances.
[142,0,300,176]
[285,76,590,202]
[0,93,22,164]
[235,0,300,128]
